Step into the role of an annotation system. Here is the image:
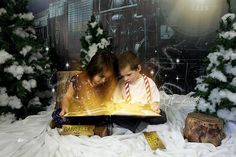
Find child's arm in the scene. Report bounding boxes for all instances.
[150,102,161,114]
[149,78,161,113]
[60,83,74,116]
[112,82,125,103]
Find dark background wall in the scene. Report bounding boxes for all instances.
[28,0,236,94]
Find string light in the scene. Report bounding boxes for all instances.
[150,70,155,75]
[176,58,180,63]
[51,88,55,93]
[65,62,70,69]
[45,47,49,51]
[176,75,179,81]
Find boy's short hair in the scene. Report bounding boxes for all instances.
[118,51,140,70]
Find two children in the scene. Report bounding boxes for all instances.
[53,50,166,132]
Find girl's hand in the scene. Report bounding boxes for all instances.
[59,105,68,117]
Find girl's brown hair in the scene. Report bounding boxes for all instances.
[86,50,119,80]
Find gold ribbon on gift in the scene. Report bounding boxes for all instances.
[143,131,165,150]
[61,125,95,136]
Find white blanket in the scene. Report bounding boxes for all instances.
[0,92,235,157]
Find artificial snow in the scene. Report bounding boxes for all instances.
[4,64,24,80]
[219,31,236,40]
[0,92,235,157]
[19,45,32,56]
[35,65,43,71]
[207,87,236,106]
[0,49,13,64]
[225,64,236,76]
[231,77,236,86]
[18,12,34,21]
[0,87,9,107]
[207,48,236,71]
[195,83,208,92]
[222,48,236,61]
[197,98,211,113]
[0,88,23,109]
[13,28,29,38]
[8,96,22,109]
[88,43,98,59]
[0,8,7,16]
[22,79,37,92]
[23,65,34,74]
[209,70,227,82]
[207,52,221,70]
[96,27,103,36]
[233,23,236,30]
[29,52,43,62]
[85,35,92,43]
[28,97,42,106]
[26,27,36,35]
[196,77,204,84]
[221,13,235,23]
[90,21,97,28]
[218,89,236,104]
[0,113,16,125]
[217,108,236,121]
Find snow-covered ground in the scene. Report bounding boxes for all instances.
[0,92,235,157]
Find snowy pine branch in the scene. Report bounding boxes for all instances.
[195,12,236,121]
[80,15,110,68]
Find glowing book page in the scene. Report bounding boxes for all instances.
[111,103,161,116]
[64,103,111,116]
[64,102,160,117]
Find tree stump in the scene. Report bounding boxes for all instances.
[183,112,225,146]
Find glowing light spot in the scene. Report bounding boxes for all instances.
[150,70,155,75]
[52,88,55,92]
[176,75,179,80]
[176,58,180,63]
[65,62,70,68]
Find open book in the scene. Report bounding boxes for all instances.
[64,102,161,117]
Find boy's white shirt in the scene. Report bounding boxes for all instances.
[113,76,160,104]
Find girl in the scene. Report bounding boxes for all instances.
[52,51,119,125]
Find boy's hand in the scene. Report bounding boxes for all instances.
[150,103,160,114]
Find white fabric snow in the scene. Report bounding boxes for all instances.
[0,92,235,157]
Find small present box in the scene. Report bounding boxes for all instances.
[143,131,165,150]
[60,124,109,137]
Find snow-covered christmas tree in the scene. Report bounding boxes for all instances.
[195,9,236,121]
[0,0,52,120]
[80,15,110,68]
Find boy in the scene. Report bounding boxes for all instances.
[112,51,167,132]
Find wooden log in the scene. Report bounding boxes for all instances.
[183,112,225,146]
